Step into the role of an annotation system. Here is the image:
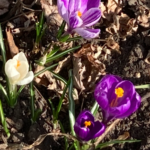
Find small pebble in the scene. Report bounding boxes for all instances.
[135,72,141,78]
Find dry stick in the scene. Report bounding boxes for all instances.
[94,92,149,147]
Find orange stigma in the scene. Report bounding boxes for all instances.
[84,121,91,128]
[16,60,20,68]
[77,11,82,17]
[110,87,124,107]
[115,87,124,98]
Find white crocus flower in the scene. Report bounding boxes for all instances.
[5,52,34,85]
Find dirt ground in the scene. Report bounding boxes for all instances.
[0,0,150,150]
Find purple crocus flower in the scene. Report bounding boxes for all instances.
[57,0,101,39]
[74,110,105,141]
[94,75,141,123]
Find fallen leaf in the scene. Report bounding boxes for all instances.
[106,13,138,39]
[73,44,106,91]
[6,27,19,57]
[101,0,123,21]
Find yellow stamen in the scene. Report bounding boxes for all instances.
[16,60,20,68]
[77,11,82,17]
[84,121,91,128]
[110,87,124,107]
[115,87,124,98]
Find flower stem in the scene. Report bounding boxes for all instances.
[68,70,81,150]
[91,101,99,116]
[0,100,10,137]
[9,84,17,107]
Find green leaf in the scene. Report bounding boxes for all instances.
[46,46,81,64]
[59,34,70,42]
[47,45,60,58]
[96,139,141,149]
[135,84,150,89]
[34,63,58,77]
[57,20,66,39]
[66,36,82,42]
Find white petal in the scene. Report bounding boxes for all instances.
[5,59,20,84]
[17,61,29,81]
[13,52,28,63]
[17,71,34,85]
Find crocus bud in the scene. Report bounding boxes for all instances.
[94,75,141,123]
[74,110,105,141]
[5,52,34,85]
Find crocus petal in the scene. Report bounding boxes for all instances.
[16,61,29,81]
[94,90,109,109]
[5,59,20,84]
[75,110,94,125]
[74,28,100,39]
[90,121,105,139]
[117,93,141,118]
[109,98,131,117]
[68,0,81,14]
[82,8,101,27]
[80,0,100,14]
[13,52,28,62]
[74,123,90,140]
[17,71,34,85]
[57,0,69,23]
[69,15,83,28]
[87,0,100,10]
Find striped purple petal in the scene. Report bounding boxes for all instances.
[74,28,100,39]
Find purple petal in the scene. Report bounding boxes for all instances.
[74,123,90,140]
[109,98,131,117]
[68,0,81,14]
[87,0,100,9]
[80,0,100,13]
[69,15,83,29]
[74,28,100,39]
[75,110,94,125]
[90,121,105,139]
[57,0,69,23]
[94,90,109,109]
[60,0,69,8]
[117,92,141,118]
[82,8,101,27]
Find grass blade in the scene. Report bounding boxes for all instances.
[46,46,81,64]
[96,139,141,149]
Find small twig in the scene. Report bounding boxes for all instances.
[94,119,121,147]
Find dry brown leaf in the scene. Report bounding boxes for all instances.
[34,65,78,101]
[6,27,19,57]
[137,6,150,28]
[73,44,106,91]
[106,13,138,39]
[55,55,71,73]
[101,0,123,21]
[106,36,120,52]
[40,0,63,26]
[117,132,130,140]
